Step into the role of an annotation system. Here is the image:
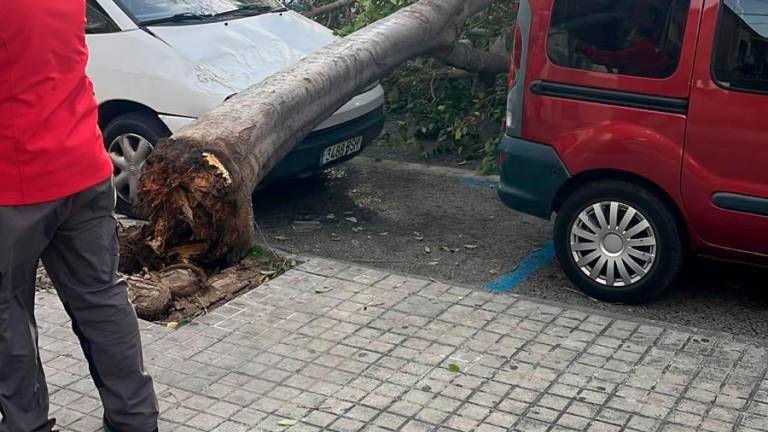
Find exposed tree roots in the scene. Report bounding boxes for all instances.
[135,139,256,269]
[124,258,266,323]
[119,224,279,323]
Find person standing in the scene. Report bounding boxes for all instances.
[0,1,159,431]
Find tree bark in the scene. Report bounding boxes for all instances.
[434,40,510,76]
[138,0,498,267]
[304,0,356,18]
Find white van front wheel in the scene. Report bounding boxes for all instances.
[103,112,170,218]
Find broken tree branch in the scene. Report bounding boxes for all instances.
[435,69,478,80]
[304,0,356,18]
[434,40,511,76]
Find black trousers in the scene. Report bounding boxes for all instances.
[0,180,158,432]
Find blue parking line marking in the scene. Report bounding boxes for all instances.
[486,241,556,293]
[463,177,499,189]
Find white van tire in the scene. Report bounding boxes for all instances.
[103,112,170,218]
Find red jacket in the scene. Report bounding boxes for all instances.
[0,1,112,206]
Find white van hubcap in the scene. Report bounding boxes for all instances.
[108,133,154,205]
[570,201,657,287]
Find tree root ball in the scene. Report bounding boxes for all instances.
[126,276,173,321]
[160,265,206,299]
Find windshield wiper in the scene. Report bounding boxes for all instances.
[140,12,211,26]
[211,4,288,19]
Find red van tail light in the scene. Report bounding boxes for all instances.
[513,25,523,70]
[508,24,523,87]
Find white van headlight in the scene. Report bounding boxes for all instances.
[360,81,379,94]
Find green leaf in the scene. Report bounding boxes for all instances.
[248,247,265,258]
[278,419,298,427]
[448,363,461,373]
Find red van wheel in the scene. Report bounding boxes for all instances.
[554,180,685,304]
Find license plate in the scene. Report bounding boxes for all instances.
[321,136,363,165]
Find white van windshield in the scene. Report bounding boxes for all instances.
[116,0,285,24]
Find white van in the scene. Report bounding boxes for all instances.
[85,0,385,215]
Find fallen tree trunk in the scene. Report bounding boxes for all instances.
[138,0,507,267]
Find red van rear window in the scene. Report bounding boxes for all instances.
[547,0,690,79]
[714,0,768,94]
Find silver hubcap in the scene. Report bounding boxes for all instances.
[108,133,154,205]
[570,201,657,287]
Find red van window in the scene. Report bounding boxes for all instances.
[548,0,691,79]
[714,0,768,93]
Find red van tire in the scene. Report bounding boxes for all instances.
[554,180,685,304]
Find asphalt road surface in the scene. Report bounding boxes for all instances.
[252,155,768,340]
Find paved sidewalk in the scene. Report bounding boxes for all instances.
[32,258,768,432]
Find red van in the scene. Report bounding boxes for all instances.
[499,0,768,303]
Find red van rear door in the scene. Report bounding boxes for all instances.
[525,0,703,207]
[683,0,768,259]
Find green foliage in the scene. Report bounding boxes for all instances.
[384,62,508,173]
[247,246,266,258]
[292,0,516,174]
[334,0,417,35]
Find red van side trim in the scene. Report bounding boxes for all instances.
[530,81,689,114]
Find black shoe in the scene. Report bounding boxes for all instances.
[32,419,57,432]
[104,418,158,432]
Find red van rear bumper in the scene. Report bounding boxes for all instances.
[497,134,571,220]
